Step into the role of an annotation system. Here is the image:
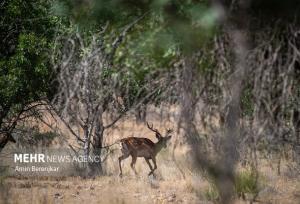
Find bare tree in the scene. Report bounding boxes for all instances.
[50,13,168,176]
[0,101,48,152]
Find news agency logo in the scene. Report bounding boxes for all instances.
[14,153,46,163]
[14,153,101,163]
[13,153,101,173]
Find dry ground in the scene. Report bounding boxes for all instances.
[1,109,299,203]
[1,167,299,204]
[1,176,201,204]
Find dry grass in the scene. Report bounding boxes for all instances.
[1,164,299,204]
[1,176,201,204]
[1,109,299,203]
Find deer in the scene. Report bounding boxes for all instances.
[117,122,173,177]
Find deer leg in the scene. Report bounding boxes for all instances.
[149,157,157,175]
[118,154,129,177]
[130,155,138,175]
[145,158,153,174]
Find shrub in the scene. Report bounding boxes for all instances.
[205,168,263,202]
[204,184,219,202]
[17,126,59,147]
[235,169,260,199]
[32,131,58,145]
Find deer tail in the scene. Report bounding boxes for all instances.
[100,140,120,149]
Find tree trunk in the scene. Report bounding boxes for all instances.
[135,105,147,124]
[82,124,91,176]
[293,110,300,145]
[89,114,105,176]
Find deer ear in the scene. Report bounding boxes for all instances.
[155,133,161,139]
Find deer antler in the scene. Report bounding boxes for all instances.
[146,122,162,137]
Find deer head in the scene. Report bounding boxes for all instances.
[147,122,172,148]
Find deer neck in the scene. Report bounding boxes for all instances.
[154,140,164,155]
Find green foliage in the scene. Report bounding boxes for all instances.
[17,127,59,147]
[204,183,219,202]
[0,0,61,149]
[54,0,218,57]
[52,0,146,29]
[32,131,58,143]
[235,169,261,198]
[1,34,48,103]
[241,86,254,117]
[205,168,263,201]
[0,0,58,112]
[50,0,220,109]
